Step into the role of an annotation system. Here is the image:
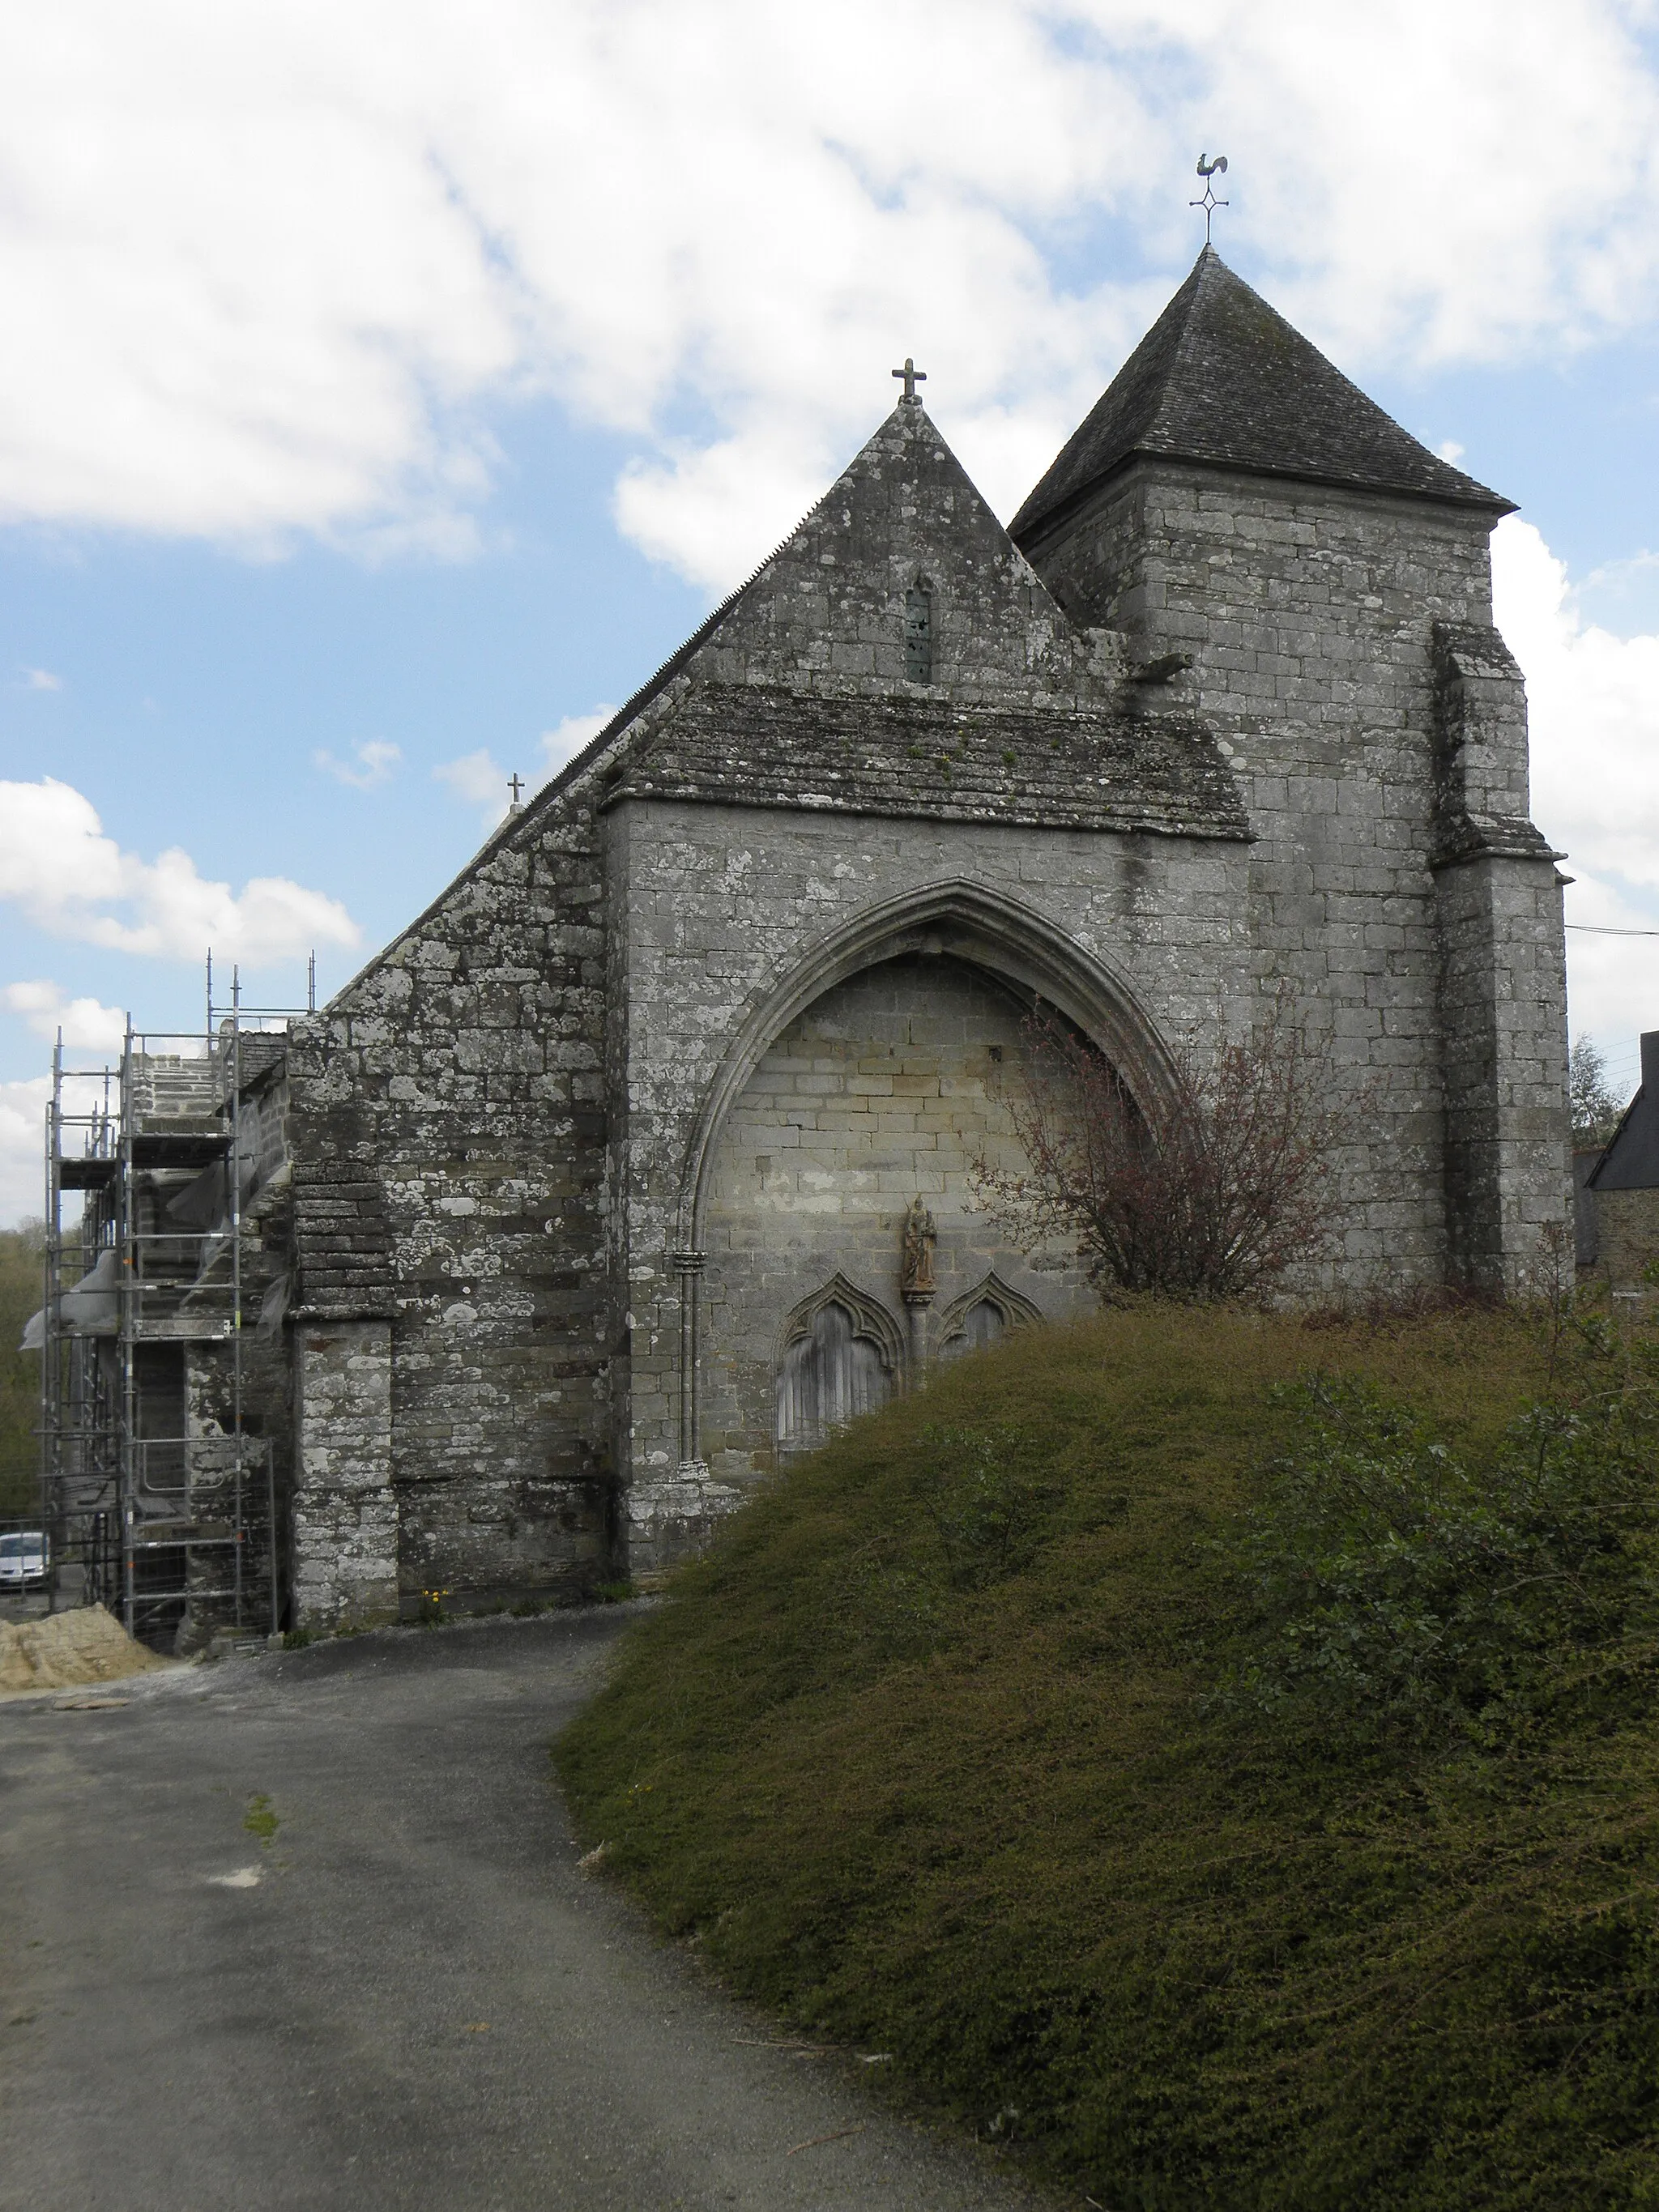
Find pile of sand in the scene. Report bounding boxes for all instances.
[0,1605,170,1694]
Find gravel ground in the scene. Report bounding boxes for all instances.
[0,1607,1062,2212]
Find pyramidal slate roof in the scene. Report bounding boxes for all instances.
[1011,248,1513,543]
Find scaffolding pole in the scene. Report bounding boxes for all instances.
[119,1015,135,1637]
[36,970,307,1649]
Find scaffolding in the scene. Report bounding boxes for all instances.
[37,964,310,1649]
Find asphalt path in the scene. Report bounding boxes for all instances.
[0,1609,1059,2212]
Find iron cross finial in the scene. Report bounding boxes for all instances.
[1191,153,1229,245]
[508,772,524,809]
[891,356,927,403]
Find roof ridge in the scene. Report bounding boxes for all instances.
[1159,249,1218,433]
[530,477,842,799]
[323,403,936,1005]
[522,395,1000,820]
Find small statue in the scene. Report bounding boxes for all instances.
[901,1195,937,1298]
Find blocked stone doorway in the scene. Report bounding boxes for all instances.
[697,952,1094,1485]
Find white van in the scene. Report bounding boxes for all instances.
[0,1531,49,1592]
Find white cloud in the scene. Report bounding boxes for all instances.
[314,738,401,790]
[434,708,618,833]
[433,748,511,833]
[1493,516,1659,1055]
[0,5,1656,580]
[2,980,126,1049]
[539,708,616,781]
[19,666,62,691]
[0,777,360,964]
[0,1075,50,1227]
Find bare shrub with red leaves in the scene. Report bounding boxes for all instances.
[972,995,1355,1302]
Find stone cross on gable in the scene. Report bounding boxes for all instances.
[508,773,524,809]
[891,356,927,402]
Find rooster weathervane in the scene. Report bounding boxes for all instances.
[1191,153,1229,245]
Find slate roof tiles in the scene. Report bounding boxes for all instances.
[603,682,1249,841]
[1012,248,1514,544]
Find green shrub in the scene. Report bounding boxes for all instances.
[1218,1364,1659,1749]
[558,1302,1659,2210]
[915,1423,1058,1590]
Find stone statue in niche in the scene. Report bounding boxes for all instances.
[901,1195,937,1298]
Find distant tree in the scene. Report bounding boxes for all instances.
[1569,1035,1625,1150]
[0,1221,45,1519]
[972,996,1354,1302]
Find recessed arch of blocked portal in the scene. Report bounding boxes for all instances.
[681,882,1175,1485]
[677,880,1176,1252]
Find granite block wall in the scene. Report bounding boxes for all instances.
[284,793,616,1620]
[292,1320,398,1629]
[1435,853,1572,1289]
[692,399,1105,709]
[607,795,1255,1555]
[1019,462,1571,1290]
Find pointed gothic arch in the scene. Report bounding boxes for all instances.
[676,877,1176,1251]
[774,1274,905,1460]
[670,879,1178,1473]
[936,1271,1046,1363]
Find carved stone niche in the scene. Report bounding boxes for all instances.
[774,1274,905,1460]
[936,1271,1044,1363]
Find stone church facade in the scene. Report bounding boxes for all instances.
[262,246,1569,1627]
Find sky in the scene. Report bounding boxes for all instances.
[4,0,1659,1221]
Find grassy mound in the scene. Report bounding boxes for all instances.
[557,1306,1659,2209]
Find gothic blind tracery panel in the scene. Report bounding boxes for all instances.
[937,1271,1045,1363]
[776,1299,892,1456]
[939,1297,1006,1360]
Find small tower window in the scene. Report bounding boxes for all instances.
[904,585,933,684]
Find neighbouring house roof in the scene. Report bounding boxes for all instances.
[603,682,1251,840]
[1589,1033,1659,1193]
[1010,247,1514,546]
